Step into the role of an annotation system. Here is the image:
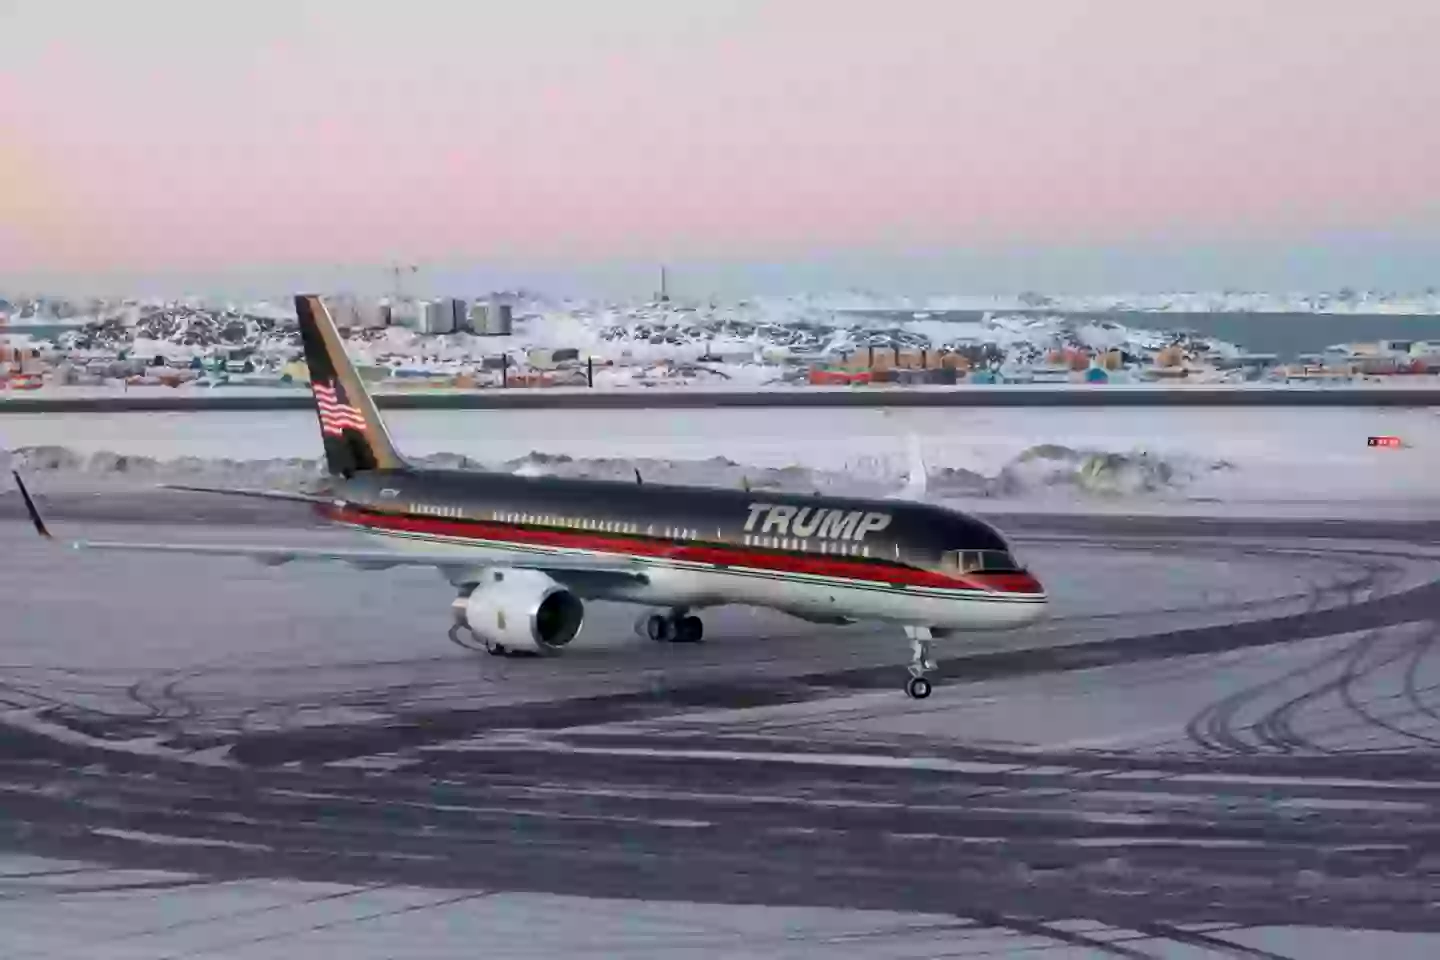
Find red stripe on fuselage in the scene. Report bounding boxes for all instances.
[319,503,1044,595]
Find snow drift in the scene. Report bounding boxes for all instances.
[1,443,1234,503]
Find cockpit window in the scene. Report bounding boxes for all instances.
[940,550,1021,574]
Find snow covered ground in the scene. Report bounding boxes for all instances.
[3,406,1436,516]
[3,854,1434,959]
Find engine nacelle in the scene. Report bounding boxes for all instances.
[454,568,584,653]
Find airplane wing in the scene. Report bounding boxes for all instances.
[159,482,334,504]
[58,538,642,571]
[13,472,647,587]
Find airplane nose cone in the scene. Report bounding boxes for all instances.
[966,570,1049,624]
[1020,590,1050,622]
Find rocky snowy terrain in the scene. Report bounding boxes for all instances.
[6,288,1440,393]
[0,292,1252,379]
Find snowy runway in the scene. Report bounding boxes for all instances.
[2,500,1440,956]
[0,510,1397,745]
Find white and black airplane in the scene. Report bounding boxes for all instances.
[14,295,1048,698]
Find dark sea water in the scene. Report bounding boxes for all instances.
[2,322,88,340]
[872,310,1440,360]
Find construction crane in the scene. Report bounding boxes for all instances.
[391,263,418,301]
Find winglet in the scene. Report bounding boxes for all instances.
[12,471,51,539]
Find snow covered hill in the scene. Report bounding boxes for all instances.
[3,294,1243,371]
[4,289,1438,389]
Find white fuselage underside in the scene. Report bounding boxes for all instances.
[356,525,1047,633]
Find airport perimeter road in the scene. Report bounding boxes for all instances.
[1,504,1440,957]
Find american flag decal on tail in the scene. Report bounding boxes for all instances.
[312,380,367,436]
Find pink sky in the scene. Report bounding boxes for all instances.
[1,0,1437,288]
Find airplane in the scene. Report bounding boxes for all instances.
[12,294,1048,699]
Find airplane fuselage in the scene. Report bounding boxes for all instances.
[318,467,1048,631]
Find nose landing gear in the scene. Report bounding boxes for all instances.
[904,626,937,699]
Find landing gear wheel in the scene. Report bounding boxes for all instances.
[645,615,673,643]
[903,627,938,699]
[644,612,704,643]
[485,640,508,657]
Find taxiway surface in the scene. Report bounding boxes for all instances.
[1,492,1439,957]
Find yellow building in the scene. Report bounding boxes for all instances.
[1155,345,1185,368]
[836,346,968,372]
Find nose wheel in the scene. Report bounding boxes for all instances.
[639,610,705,644]
[904,626,937,699]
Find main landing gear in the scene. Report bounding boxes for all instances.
[639,609,705,644]
[904,626,937,700]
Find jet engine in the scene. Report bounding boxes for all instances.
[452,568,585,654]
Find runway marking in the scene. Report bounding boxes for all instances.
[426,740,1038,775]
[512,782,914,812]
[261,786,715,830]
[1048,725,1185,750]
[1066,837,1268,849]
[505,783,1221,829]
[1272,797,1430,812]
[88,828,270,852]
[884,833,1007,844]
[434,740,1440,798]
[1166,772,1440,791]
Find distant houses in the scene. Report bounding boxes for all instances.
[8,292,1440,392]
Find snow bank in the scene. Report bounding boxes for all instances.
[5,406,1433,510]
[0,442,1235,503]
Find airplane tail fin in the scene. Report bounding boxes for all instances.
[294,294,404,477]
